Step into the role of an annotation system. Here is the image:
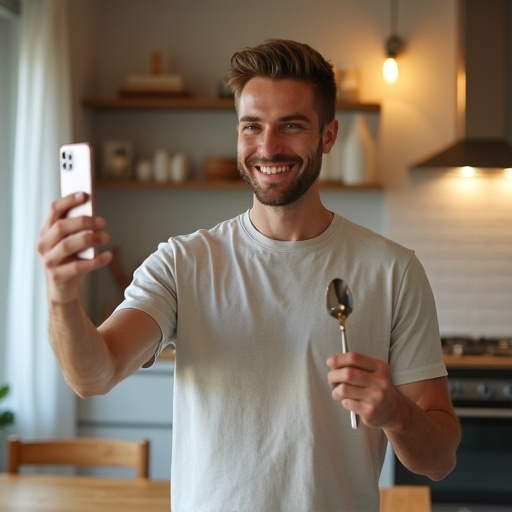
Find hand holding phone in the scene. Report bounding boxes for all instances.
[59,143,96,259]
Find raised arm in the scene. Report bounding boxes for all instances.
[38,193,161,398]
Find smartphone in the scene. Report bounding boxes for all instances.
[59,142,96,259]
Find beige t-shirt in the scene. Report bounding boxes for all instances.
[117,211,446,512]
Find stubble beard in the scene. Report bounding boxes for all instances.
[238,139,324,208]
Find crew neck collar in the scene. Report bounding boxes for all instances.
[240,210,342,252]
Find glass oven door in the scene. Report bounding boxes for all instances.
[394,413,512,506]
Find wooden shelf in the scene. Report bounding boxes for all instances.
[443,354,512,370]
[83,96,235,110]
[85,96,382,193]
[82,96,381,113]
[336,101,381,113]
[96,179,382,191]
[97,179,247,190]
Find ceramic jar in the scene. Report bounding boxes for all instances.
[153,149,170,182]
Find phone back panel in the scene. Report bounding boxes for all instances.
[59,143,95,259]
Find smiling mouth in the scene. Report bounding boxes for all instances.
[257,165,291,175]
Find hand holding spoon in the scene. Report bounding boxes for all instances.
[326,278,359,429]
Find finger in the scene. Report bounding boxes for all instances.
[327,366,362,389]
[326,352,379,372]
[38,216,107,259]
[46,251,113,300]
[326,353,360,372]
[331,382,363,409]
[43,228,110,267]
[41,193,89,234]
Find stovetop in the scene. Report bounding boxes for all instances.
[442,336,512,357]
[441,337,512,407]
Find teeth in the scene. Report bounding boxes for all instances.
[259,165,290,175]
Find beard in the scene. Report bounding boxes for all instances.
[238,139,324,207]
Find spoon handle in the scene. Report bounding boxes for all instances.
[340,326,359,430]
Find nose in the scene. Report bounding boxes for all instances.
[259,127,284,156]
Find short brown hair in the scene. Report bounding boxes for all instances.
[226,39,337,129]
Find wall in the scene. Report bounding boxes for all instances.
[386,3,512,337]
[71,0,459,186]
[69,0,512,337]
[64,0,463,484]
[390,173,512,336]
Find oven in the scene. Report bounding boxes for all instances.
[393,337,512,512]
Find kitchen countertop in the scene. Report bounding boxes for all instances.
[161,348,512,369]
[443,354,512,369]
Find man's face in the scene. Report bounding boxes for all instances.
[236,77,336,207]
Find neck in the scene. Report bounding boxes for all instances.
[249,187,333,241]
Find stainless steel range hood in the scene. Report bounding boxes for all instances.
[413,0,512,170]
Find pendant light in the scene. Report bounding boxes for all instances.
[383,0,404,83]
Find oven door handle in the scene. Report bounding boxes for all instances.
[455,407,512,418]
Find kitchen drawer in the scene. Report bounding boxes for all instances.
[77,364,173,424]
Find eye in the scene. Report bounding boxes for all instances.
[282,122,304,132]
[240,123,261,134]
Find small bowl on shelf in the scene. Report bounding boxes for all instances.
[203,156,240,180]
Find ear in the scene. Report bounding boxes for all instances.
[321,118,338,154]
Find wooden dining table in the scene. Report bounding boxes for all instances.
[0,473,171,512]
[0,473,430,512]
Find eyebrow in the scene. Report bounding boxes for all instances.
[239,113,313,124]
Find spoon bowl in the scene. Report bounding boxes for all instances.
[326,278,353,324]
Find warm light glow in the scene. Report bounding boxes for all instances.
[459,166,476,178]
[383,57,399,83]
[504,168,512,180]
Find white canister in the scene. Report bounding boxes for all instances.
[319,151,332,182]
[136,159,152,182]
[153,149,170,182]
[169,152,188,182]
[340,114,376,185]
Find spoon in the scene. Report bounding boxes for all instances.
[326,278,359,429]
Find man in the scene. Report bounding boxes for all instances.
[38,39,460,511]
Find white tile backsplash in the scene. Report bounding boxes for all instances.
[388,174,512,337]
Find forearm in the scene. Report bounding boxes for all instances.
[49,298,116,398]
[384,392,461,481]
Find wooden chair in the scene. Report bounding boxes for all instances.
[7,436,150,479]
[379,485,432,512]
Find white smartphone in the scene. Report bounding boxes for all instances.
[59,142,96,259]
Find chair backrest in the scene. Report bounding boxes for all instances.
[7,436,150,479]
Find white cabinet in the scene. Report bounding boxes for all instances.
[77,359,174,479]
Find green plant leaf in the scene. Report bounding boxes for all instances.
[0,385,14,428]
[0,385,9,401]
[0,411,14,427]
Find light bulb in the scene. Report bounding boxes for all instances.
[383,57,399,83]
[459,166,476,178]
[504,168,512,180]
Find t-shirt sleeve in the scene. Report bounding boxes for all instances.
[388,254,447,385]
[114,243,177,365]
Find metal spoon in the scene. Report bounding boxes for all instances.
[326,278,359,429]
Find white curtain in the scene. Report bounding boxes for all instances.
[0,6,19,390]
[5,0,75,439]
